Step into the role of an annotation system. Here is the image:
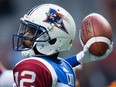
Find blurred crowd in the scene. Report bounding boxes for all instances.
[0,0,116,87]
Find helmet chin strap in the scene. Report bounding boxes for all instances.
[21,48,35,58]
[21,45,47,58]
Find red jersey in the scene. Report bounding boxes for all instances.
[13,57,57,87]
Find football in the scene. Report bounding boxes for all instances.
[81,13,112,56]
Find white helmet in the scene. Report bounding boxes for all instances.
[13,4,76,56]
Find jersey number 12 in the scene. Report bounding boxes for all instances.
[14,71,36,87]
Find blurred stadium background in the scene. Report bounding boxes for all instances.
[0,0,116,87]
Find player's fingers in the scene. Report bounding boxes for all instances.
[79,30,84,47]
[109,42,113,51]
[83,45,89,52]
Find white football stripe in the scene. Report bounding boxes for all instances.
[85,36,111,48]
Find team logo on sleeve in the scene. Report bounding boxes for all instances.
[43,8,68,34]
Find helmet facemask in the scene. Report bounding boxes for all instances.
[12,20,51,51]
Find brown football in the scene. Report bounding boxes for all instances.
[81,13,112,56]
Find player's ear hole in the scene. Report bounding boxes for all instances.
[49,38,57,45]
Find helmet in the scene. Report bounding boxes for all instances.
[13,4,76,56]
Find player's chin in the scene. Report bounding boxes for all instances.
[22,40,33,48]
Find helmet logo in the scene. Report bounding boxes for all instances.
[43,8,68,34]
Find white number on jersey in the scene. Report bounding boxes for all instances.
[14,71,36,87]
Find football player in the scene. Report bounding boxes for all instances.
[12,4,113,87]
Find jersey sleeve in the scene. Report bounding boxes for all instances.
[13,58,52,87]
[65,55,80,67]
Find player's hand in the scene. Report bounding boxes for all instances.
[76,42,113,64]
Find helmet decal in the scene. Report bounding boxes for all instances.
[43,8,68,34]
